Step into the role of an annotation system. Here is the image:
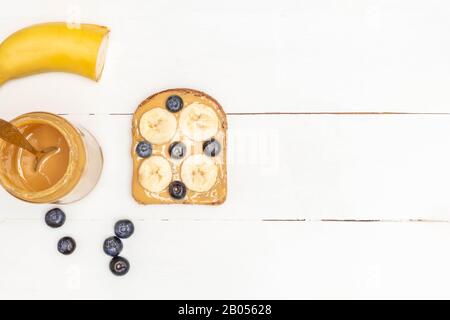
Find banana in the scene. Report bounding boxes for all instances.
[138,156,172,193]
[0,22,110,85]
[181,155,218,192]
[179,103,219,141]
[139,108,177,144]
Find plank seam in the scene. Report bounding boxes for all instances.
[0,218,447,223]
[48,112,450,116]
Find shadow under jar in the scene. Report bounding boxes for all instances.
[0,112,103,204]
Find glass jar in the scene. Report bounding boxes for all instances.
[0,112,103,204]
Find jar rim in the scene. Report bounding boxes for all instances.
[0,112,86,203]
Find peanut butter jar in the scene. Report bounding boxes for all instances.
[0,112,103,204]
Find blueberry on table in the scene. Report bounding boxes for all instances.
[114,220,135,239]
[110,256,130,276]
[57,237,76,255]
[169,141,186,160]
[166,95,184,113]
[45,208,66,228]
[136,141,152,158]
[169,181,187,200]
[103,236,123,257]
[203,138,221,157]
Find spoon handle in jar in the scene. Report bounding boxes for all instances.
[0,119,38,154]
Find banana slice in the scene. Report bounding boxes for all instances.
[139,108,177,145]
[138,156,172,193]
[181,155,218,192]
[179,103,219,142]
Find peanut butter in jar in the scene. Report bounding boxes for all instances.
[0,112,103,204]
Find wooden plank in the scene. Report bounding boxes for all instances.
[1,220,450,299]
[1,114,450,221]
[1,0,450,113]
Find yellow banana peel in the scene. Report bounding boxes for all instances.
[0,22,110,85]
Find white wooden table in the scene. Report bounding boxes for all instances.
[1,0,450,299]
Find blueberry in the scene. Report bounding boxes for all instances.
[57,237,76,255]
[169,181,187,200]
[114,220,135,239]
[203,138,221,157]
[103,236,123,257]
[45,208,66,228]
[166,95,183,113]
[110,256,130,276]
[169,141,186,160]
[136,141,152,158]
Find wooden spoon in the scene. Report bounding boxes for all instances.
[0,119,59,171]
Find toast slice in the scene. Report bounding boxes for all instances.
[131,89,227,205]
